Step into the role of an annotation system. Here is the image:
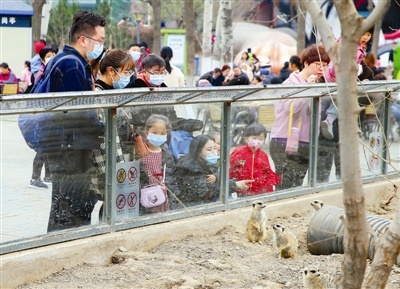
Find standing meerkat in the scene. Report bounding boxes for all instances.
[310,200,324,217]
[246,200,267,244]
[272,224,298,258]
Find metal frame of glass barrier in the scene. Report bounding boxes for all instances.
[1,81,399,254]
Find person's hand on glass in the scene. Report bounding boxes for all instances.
[235,180,254,191]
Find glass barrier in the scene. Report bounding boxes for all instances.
[112,103,224,221]
[388,92,400,174]
[2,83,399,252]
[228,100,281,199]
[0,110,106,243]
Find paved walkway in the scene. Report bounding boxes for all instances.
[1,115,399,244]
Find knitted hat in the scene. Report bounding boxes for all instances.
[34,41,46,54]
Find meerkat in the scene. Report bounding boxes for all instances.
[272,224,298,259]
[310,200,324,217]
[246,200,267,245]
[303,266,337,289]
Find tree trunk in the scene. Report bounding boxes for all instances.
[149,0,161,54]
[369,1,390,57]
[302,0,390,287]
[213,2,222,61]
[202,0,213,57]
[184,0,195,83]
[296,1,306,54]
[32,0,46,56]
[365,187,400,287]
[219,0,233,65]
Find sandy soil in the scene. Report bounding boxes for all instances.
[18,205,400,289]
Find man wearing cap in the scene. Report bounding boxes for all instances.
[260,67,277,85]
[0,62,18,84]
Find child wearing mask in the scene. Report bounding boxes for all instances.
[229,123,281,196]
[140,114,177,214]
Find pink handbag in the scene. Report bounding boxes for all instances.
[140,185,166,208]
[140,164,166,208]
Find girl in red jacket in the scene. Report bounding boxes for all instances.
[229,123,281,196]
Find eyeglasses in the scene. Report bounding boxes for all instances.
[312,62,328,70]
[84,35,105,45]
[113,68,134,77]
[146,69,167,76]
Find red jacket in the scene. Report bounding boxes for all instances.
[229,145,281,195]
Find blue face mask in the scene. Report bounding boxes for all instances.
[205,153,219,165]
[112,75,130,89]
[147,133,167,147]
[149,74,165,86]
[86,43,104,60]
[130,51,141,61]
[111,68,131,89]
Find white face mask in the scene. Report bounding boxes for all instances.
[149,74,165,86]
[130,51,141,61]
[44,57,53,65]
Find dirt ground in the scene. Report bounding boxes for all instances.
[18,204,400,289]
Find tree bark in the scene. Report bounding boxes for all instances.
[184,0,195,80]
[296,1,306,54]
[148,0,161,54]
[365,188,400,287]
[219,0,233,65]
[304,0,394,287]
[32,0,47,56]
[202,0,213,57]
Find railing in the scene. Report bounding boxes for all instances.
[1,81,399,255]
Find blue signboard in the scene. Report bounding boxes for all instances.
[0,15,31,27]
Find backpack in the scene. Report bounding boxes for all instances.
[30,54,83,94]
[18,110,104,153]
[168,130,194,160]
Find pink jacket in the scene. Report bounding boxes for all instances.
[325,41,365,82]
[270,72,313,143]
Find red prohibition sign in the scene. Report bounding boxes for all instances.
[128,167,138,181]
[116,194,126,209]
[127,192,137,207]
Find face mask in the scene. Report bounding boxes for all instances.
[86,43,104,60]
[45,57,53,65]
[205,153,219,165]
[149,74,165,86]
[130,51,141,61]
[111,74,130,89]
[147,133,167,147]
[247,139,263,150]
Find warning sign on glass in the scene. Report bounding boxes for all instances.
[115,161,140,220]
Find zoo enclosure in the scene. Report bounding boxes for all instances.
[0,81,399,255]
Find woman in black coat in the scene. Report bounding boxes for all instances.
[173,135,220,209]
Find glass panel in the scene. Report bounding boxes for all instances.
[115,103,222,220]
[387,92,400,173]
[266,98,312,191]
[228,100,296,199]
[317,96,341,183]
[0,110,105,243]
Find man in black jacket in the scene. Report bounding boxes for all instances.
[225,66,250,86]
[198,68,224,86]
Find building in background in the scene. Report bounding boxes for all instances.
[0,0,33,79]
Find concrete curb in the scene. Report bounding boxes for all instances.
[1,179,398,288]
